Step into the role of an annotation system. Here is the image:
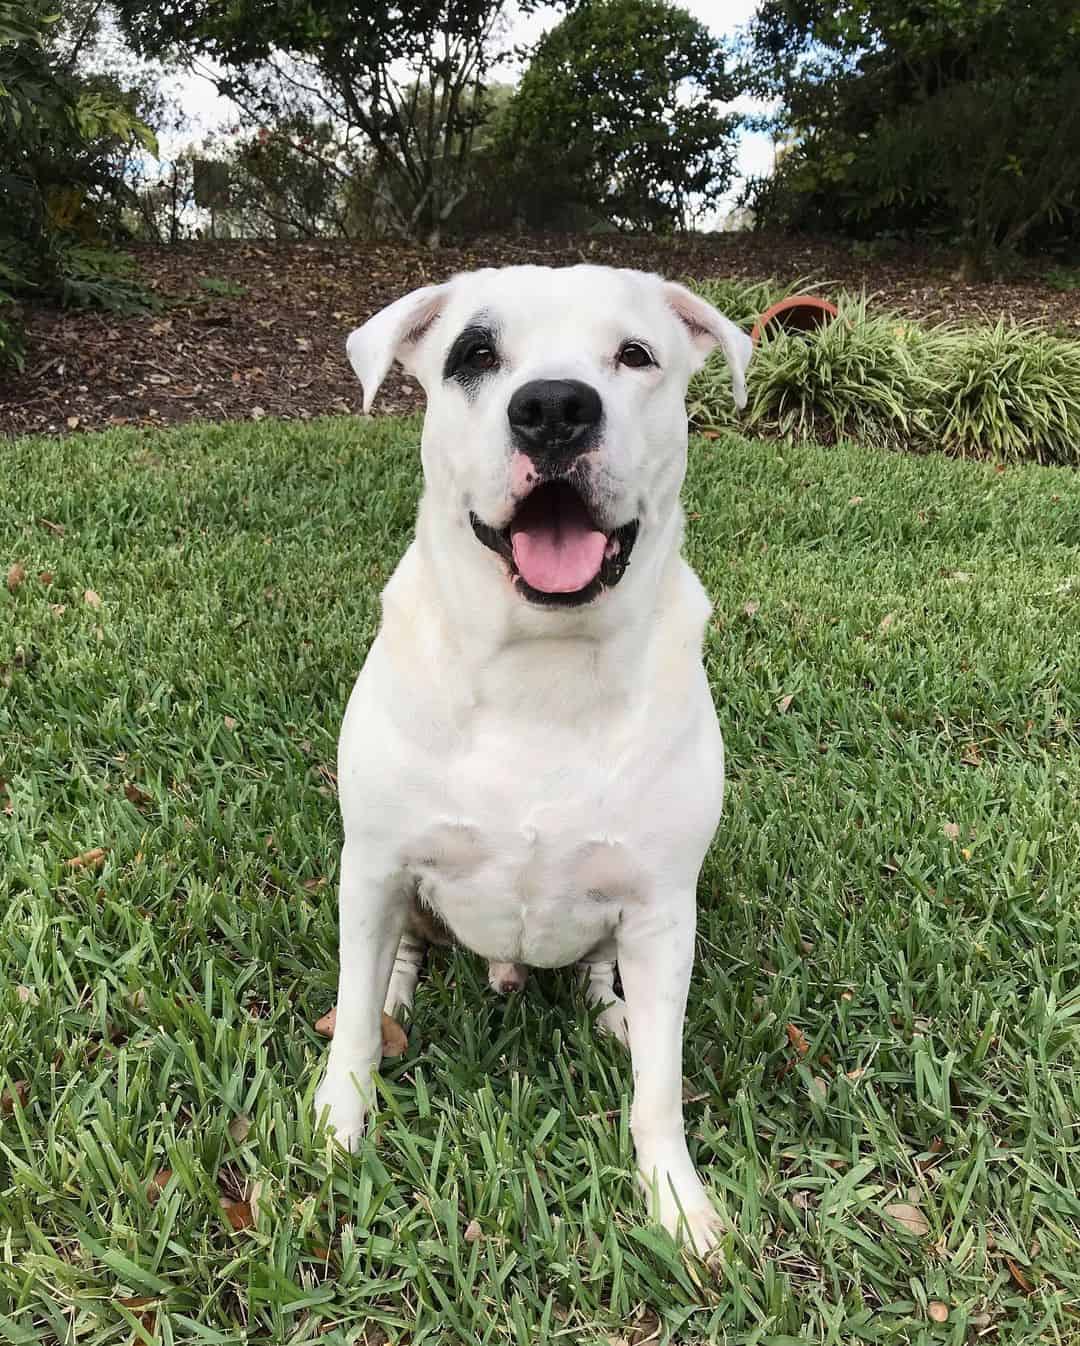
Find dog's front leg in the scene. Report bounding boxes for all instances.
[618,897,721,1255]
[314,842,406,1150]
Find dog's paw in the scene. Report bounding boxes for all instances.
[670,1199,724,1257]
[638,1154,724,1256]
[595,995,630,1047]
[314,1073,369,1151]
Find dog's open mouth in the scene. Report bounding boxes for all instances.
[470,481,639,607]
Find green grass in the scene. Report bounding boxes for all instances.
[2,414,1080,1344]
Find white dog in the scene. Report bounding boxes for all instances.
[314,264,751,1253]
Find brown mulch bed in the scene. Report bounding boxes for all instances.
[3,231,1079,438]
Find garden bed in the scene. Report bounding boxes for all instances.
[3,231,1080,441]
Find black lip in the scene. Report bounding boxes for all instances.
[469,484,639,608]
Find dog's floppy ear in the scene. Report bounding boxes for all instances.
[662,281,753,410]
[346,282,451,414]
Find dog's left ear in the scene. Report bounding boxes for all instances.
[346,282,452,413]
[662,282,753,410]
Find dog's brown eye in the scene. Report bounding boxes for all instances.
[465,344,497,372]
[619,342,654,369]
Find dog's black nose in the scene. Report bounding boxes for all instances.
[507,379,602,458]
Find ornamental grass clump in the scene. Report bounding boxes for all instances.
[687,278,1080,465]
[929,320,1080,465]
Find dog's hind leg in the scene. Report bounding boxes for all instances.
[384,929,427,1018]
[383,893,449,1018]
[576,939,629,1046]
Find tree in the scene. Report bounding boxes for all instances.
[112,0,560,244]
[503,0,739,231]
[744,0,1080,270]
[0,2,157,368]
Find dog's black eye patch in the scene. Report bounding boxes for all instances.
[444,324,501,386]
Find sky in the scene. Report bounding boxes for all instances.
[158,0,774,222]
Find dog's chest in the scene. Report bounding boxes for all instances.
[403,725,642,967]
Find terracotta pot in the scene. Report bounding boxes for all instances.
[750,295,839,346]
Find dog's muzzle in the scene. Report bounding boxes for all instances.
[507,378,602,465]
[469,377,639,607]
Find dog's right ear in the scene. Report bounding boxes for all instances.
[346,282,451,414]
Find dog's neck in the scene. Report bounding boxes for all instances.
[377,495,700,725]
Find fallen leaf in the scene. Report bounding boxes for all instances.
[39,518,65,536]
[6,562,25,593]
[845,1067,866,1080]
[50,604,66,616]
[66,415,80,430]
[1005,1256,1034,1293]
[38,571,53,585]
[223,715,237,730]
[777,693,794,713]
[381,1012,408,1057]
[879,612,895,633]
[228,1113,251,1144]
[302,877,326,892]
[314,1007,336,1037]
[928,1301,949,1323]
[744,599,760,617]
[84,588,102,609]
[809,1076,829,1104]
[146,1169,172,1203]
[66,847,106,870]
[249,1180,264,1224]
[118,1296,157,1309]
[786,1023,810,1056]
[0,1080,29,1116]
[849,495,864,505]
[942,821,960,841]
[16,985,38,1006]
[250,406,266,421]
[220,1197,254,1230]
[961,743,982,766]
[884,1202,929,1237]
[125,782,153,809]
[464,1219,482,1242]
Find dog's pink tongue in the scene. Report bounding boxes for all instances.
[510,487,607,594]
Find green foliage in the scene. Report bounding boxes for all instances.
[1046,265,1080,293]
[0,292,25,371]
[502,0,739,231]
[196,275,249,299]
[2,414,1080,1339]
[689,280,1080,463]
[929,321,1080,463]
[113,0,556,243]
[0,2,158,366]
[744,0,1080,263]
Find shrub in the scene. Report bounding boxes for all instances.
[688,279,1080,465]
[0,293,24,372]
[929,322,1080,464]
[0,3,158,369]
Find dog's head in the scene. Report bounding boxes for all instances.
[347,265,750,609]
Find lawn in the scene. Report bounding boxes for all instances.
[2,414,1079,1345]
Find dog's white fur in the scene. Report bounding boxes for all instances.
[315,265,751,1253]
